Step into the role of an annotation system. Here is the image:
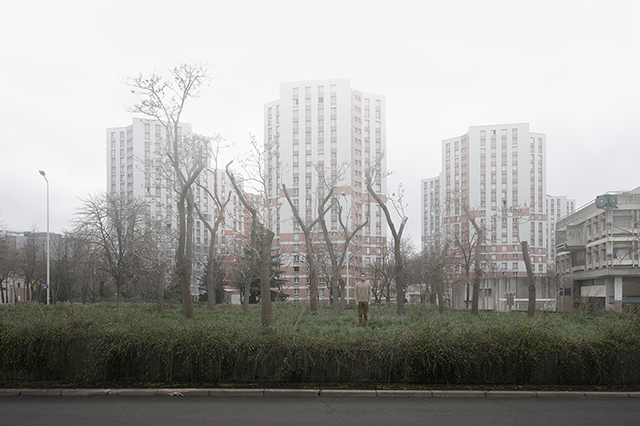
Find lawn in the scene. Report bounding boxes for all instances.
[2,300,636,336]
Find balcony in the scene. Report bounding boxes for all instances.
[556,223,586,251]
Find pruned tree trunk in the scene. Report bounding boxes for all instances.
[260,230,275,327]
[243,260,253,311]
[463,208,483,316]
[205,230,217,311]
[436,242,449,314]
[177,193,196,319]
[158,260,166,316]
[521,241,536,316]
[471,238,482,315]
[243,222,258,312]
[308,249,318,312]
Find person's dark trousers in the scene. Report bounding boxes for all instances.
[357,301,369,326]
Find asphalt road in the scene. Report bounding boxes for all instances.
[1,395,639,426]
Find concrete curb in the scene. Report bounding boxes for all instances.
[1,388,638,398]
[536,391,587,398]
[20,389,63,396]
[208,388,264,396]
[431,390,485,397]
[61,389,109,397]
[319,389,377,397]
[158,388,210,396]
[584,392,631,398]
[487,391,538,398]
[264,389,319,397]
[107,389,158,396]
[376,390,432,398]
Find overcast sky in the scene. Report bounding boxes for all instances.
[1,0,639,245]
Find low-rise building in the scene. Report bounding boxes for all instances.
[556,186,640,311]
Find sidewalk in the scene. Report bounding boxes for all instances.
[1,388,639,398]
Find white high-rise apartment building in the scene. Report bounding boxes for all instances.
[441,123,548,281]
[106,118,248,294]
[107,118,192,203]
[545,195,575,269]
[264,78,387,302]
[421,175,442,250]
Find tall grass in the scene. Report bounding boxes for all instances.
[1,302,638,385]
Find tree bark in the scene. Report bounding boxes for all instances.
[521,241,536,316]
[471,237,482,315]
[243,221,257,312]
[176,191,195,319]
[158,260,166,316]
[436,242,449,314]
[260,229,275,327]
[206,234,216,310]
[464,209,483,316]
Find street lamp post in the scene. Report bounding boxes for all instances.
[38,170,50,305]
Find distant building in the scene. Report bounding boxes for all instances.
[422,123,556,311]
[555,186,640,311]
[106,118,248,295]
[264,78,388,302]
[421,175,441,250]
[545,195,575,269]
[0,230,61,304]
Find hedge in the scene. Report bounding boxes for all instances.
[1,304,639,385]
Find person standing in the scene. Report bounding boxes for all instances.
[355,273,373,326]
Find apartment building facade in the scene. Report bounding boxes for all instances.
[556,187,640,311]
[421,175,442,250]
[425,123,555,310]
[264,78,387,302]
[442,123,548,275]
[545,195,575,270]
[106,118,248,295]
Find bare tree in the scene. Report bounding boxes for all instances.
[282,182,334,312]
[193,138,231,310]
[126,62,210,318]
[460,205,484,315]
[365,158,408,315]
[316,183,368,314]
[75,244,110,303]
[501,205,537,316]
[409,242,447,307]
[442,188,484,312]
[226,135,278,326]
[368,241,395,304]
[49,232,89,302]
[15,231,46,303]
[73,193,157,303]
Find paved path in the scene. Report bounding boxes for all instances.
[1,390,639,426]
